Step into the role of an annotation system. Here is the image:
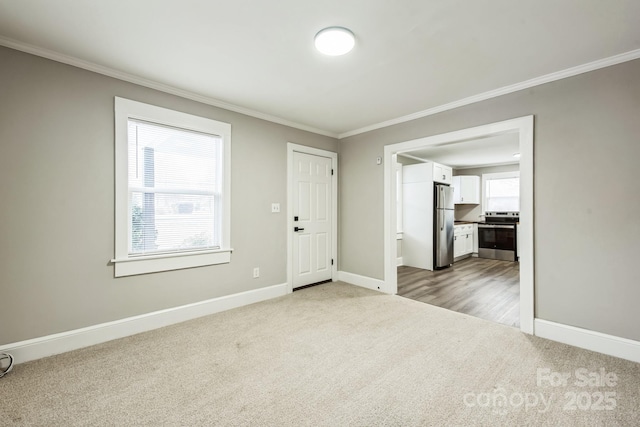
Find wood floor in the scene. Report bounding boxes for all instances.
[397,257,520,328]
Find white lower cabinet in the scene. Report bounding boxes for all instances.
[464,231,473,254]
[454,224,474,261]
[454,234,463,258]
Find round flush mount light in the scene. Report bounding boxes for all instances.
[314,27,355,56]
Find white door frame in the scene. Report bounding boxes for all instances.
[287,143,338,293]
[383,116,535,334]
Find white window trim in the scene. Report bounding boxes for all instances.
[481,171,520,214]
[112,97,232,277]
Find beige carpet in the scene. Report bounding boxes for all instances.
[1,282,639,426]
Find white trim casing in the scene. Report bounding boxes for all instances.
[287,143,338,293]
[518,119,535,334]
[113,97,232,277]
[535,319,640,364]
[113,250,232,277]
[383,116,535,334]
[0,284,288,364]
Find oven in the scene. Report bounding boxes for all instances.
[478,212,518,261]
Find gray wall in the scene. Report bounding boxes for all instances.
[453,164,520,222]
[0,46,338,344]
[339,58,640,341]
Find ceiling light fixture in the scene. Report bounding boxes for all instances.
[314,27,355,56]
[513,153,521,158]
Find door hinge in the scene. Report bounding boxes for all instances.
[331,259,334,266]
[331,169,334,176]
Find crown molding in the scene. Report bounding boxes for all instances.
[2,35,639,142]
[0,36,338,139]
[338,48,640,139]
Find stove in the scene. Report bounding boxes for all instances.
[483,211,519,224]
[478,212,519,261]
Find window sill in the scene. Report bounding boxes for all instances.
[111,248,232,277]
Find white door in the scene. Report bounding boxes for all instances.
[292,151,333,288]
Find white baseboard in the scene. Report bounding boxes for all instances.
[337,271,385,292]
[535,319,640,364]
[396,257,403,266]
[0,283,288,364]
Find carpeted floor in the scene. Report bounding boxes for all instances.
[1,282,639,426]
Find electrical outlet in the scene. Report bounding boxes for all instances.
[271,203,280,213]
[253,267,260,278]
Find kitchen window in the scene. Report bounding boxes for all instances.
[112,97,231,277]
[482,171,520,212]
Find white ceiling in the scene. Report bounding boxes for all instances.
[1,0,639,138]
[400,133,520,169]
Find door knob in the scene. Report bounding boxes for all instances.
[294,227,305,232]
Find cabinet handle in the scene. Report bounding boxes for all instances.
[443,174,446,180]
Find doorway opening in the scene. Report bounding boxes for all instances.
[383,116,534,333]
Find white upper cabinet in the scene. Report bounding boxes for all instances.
[433,162,452,185]
[402,161,452,185]
[452,175,480,204]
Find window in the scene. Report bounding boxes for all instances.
[113,97,231,277]
[482,171,520,212]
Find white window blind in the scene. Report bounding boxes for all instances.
[114,97,231,277]
[127,119,222,256]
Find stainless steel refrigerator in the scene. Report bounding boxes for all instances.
[434,183,454,269]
